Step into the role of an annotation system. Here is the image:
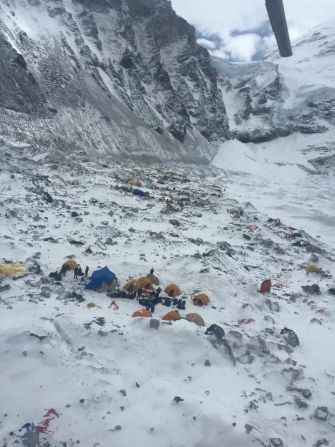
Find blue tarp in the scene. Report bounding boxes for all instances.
[133,188,145,197]
[85,266,116,290]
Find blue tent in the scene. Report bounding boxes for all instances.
[85,267,116,291]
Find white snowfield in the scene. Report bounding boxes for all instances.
[0,145,334,447]
[212,130,335,249]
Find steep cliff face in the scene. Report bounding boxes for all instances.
[214,22,335,143]
[0,0,229,161]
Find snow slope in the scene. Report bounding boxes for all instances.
[212,131,335,249]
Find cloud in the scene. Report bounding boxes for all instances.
[171,0,335,60]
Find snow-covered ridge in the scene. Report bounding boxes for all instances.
[0,0,229,161]
[214,21,335,144]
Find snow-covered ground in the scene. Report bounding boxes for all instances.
[212,132,335,249]
[1,144,334,447]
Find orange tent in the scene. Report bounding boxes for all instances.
[192,293,210,306]
[132,309,152,318]
[63,259,78,270]
[164,284,182,297]
[136,277,154,291]
[124,279,137,292]
[162,310,181,321]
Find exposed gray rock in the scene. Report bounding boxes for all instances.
[286,386,312,399]
[149,319,160,330]
[302,284,321,295]
[270,438,284,447]
[280,328,300,348]
[314,406,328,421]
[294,397,309,408]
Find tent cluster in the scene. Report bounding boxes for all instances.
[132,308,205,327]
[79,265,211,320]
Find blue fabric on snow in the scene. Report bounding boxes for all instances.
[85,267,116,290]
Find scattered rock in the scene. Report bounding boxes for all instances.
[280,328,300,348]
[0,284,11,292]
[294,397,309,408]
[114,425,122,431]
[205,324,225,339]
[173,396,184,403]
[314,406,328,421]
[237,353,255,364]
[169,219,182,227]
[328,288,335,295]
[149,319,160,330]
[270,438,283,447]
[204,359,211,367]
[302,284,321,295]
[313,439,329,447]
[68,239,85,246]
[286,386,312,399]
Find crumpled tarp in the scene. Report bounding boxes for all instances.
[0,262,27,277]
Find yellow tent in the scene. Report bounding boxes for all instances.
[128,179,142,187]
[0,262,27,278]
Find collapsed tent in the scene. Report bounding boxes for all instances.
[162,310,181,321]
[186,313,205,327]
[164,284,181,297]
[192,293,210,306]
[128,179,141,187]
[0,262,27,278]
[85,267,117,292]
[132,309,152,318]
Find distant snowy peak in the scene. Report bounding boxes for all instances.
[0,0,229,161]
[214,21,335,143]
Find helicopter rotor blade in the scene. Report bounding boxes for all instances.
[266,0,292,57]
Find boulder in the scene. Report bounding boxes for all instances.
[149,319,160,329]
[314,406,328,421]
[280,328,300,348]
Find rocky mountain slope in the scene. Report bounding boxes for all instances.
[0,0,229,162]
[214,22,335,143]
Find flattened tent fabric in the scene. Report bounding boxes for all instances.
[0,262,27,277]
[132,309,152,318]
[86,267,116,291]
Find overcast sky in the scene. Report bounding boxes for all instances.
[171,0,335,61]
